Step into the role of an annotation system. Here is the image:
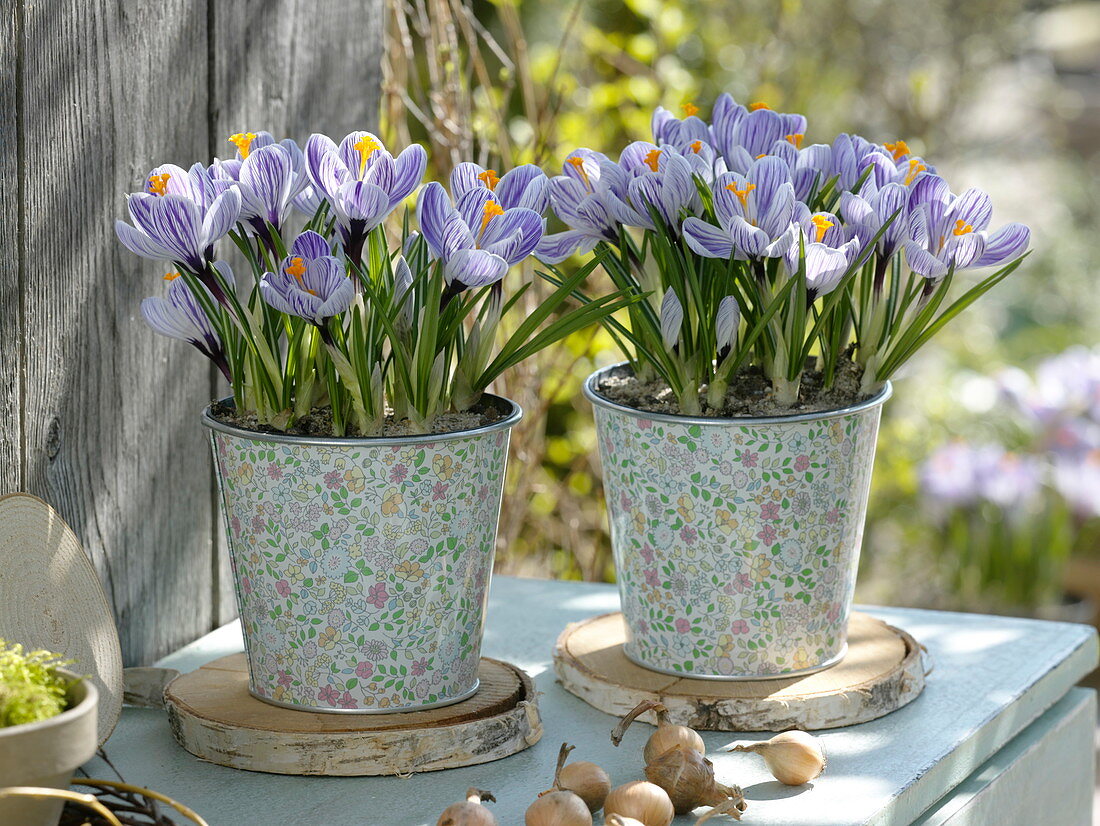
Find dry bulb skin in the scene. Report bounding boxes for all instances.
[611,699,706,765]
[550,742,611,813]
[437,788,497,826]
[724,729,826,786]
[603,781,675,826]
[525,743,594,826]
[644,744,747,817]
[605,817,646,826]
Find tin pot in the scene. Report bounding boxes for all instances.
[0,670,98,826]
[586,364,890,679]
[204,396,521,713]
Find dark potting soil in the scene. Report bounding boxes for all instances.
[209,399,506,438]
[596,358,870,418]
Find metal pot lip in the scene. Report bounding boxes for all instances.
[584,362,892,426]
[201,393,523,447]
[0,668,98,737]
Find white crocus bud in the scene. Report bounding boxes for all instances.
[715,295,740,361]
[660,287,683,351]
[393,256,415,331]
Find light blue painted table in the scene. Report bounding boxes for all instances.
[86,577,1099,825]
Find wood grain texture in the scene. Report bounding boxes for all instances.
[554,611,927,731]
[0,1,21,494]
[164,655,543,775]
[0,0,385,662]
[208,0,385,626]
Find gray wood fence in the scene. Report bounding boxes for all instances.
[0,0,384,664]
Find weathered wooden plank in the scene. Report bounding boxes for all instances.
[0,2,21,495]
[208,0,386,625]
[19,0,216,664]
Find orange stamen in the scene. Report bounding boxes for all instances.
[163,272,181,281]
[689,140,704,153]
[228,132,257,159]
[749,101,771,111]
[643,149,663,172]
[682,102,700,117]
[285,256,307,280]
[884,140,910,161]
[725,181,756,208]
[353,134,381,176]
[785,133,804,149]
[755,153,768,160]
[566,156,591,188]
[952,219,973,236]
[477,169,500,190]
[904,158,927,186]
[480,201,505,235]
[811,215,834,242]
[147,173,171,196]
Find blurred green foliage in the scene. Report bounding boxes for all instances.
[386,0,1100,611]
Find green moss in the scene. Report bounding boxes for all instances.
[0,639,74,727]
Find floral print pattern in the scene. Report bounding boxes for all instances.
[209,421,514,712]
[593,391,886,678]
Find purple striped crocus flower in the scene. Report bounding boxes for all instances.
[416,181,544,293]
[653,102,713,152]
[305,131,427,263]
[260,230,354,327]
[214,132,310,240]
[785,207,862,299]
[682,156,797,261]
[115,163,242,276]
[536,149,624,263]
[710,97,808,175]
[903,175,1030,281]
[141,269,232,381]
[449,162,549,213]
[599,142,701,231]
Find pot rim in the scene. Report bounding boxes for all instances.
[584,362,892,426]
[201,393,523,447]
[0,667,97,738]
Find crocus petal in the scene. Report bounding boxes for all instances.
[974,222,1030,267]
[115,219,175,262]
[416,182,456,258]
[950,187,993,232]
[449,162,486,201]
[337,181,389,226]
[534,229,598,264]
[682,217,734,259]
[389,144,426,205]
[239,145,294,226]
[129,194,204,269]
[497,164,549,213]
[727,215,769,257]
[950,232,986,269]
[660,287,683,349]
[479,207,545,264]
[904,241,950,280]
[444,248,508,288]
[201,186,242,247]
[456,187,497,236]
[715,295,740,354]
[291,230,333,261]
[305,133,342,199]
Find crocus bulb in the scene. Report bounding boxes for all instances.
[603,781,674,826]
[553,743,610,812]
[611,699,705,765]
[437,788,497,826]
[527,744,594,826]
[644,744,745,816]
[726,730,826,786]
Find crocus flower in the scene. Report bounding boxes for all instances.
[141,269,232,381]
[305,131,427,263]
[660,287,683,349]
[115,163,242,276]
[920,442,1042,511]
[260,234,354,326]
[652,102,713,152]
[1054,450,1100,519]
[213,132,310,239]
[449,162,549,213]
[710,96,807,174]
[598,143,701,231]
[416,181,543,292]
[536,149,622,263]
[904,175,1030,281]
[839,181,910,260]
[682,157,796,260]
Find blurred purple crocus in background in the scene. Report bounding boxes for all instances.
[921,442,1043,511]
[305,131,427,264]
[416,181,544,294]
[141,270,232,382]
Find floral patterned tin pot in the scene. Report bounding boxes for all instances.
[586,365,891,680]
[203,395,521,713]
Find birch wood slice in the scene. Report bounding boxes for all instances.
[554,611,925,731]
[164,655,543,776]
[0,493,124,745]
